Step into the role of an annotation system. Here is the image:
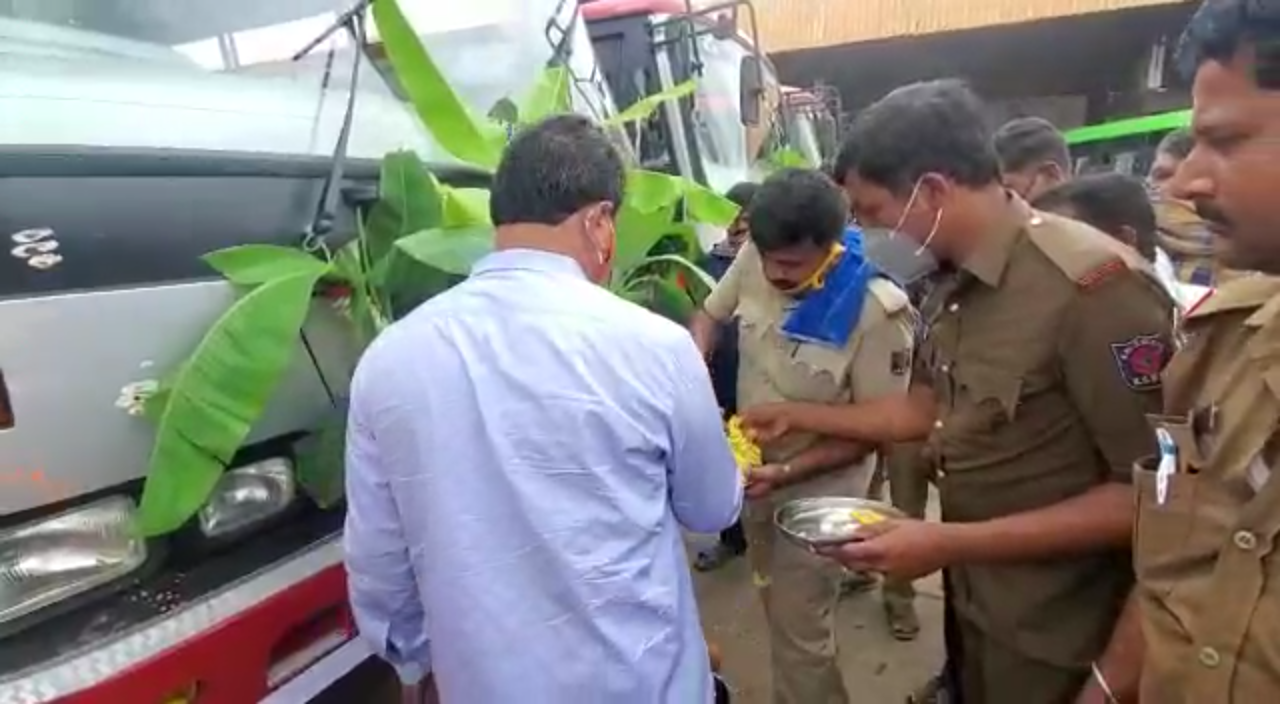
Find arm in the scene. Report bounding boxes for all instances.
[764,385,937,445]
[1078,591,1144,703]
[776,436,874,486]
[343,367,430,685]
[667,333,744,533]
[940,271,1172,562]
[690,244,748,357]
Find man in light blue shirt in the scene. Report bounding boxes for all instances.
[343,114,742,704]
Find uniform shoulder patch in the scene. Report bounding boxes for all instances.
[867,276,910,316]
[1026,213,1134,287]
[1110,334,1169,391]
[1076,259,1129,291]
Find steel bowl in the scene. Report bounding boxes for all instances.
[774,497,905,550]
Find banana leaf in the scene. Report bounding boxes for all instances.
[519,66,572,124]
[615,202,678,277]
[137,267,330,536]
[621,274,697,324]
[682,181,740,227]
[372,0,502,170]
[605,79,696,126]
[294,402,349,509]
[441,188,493,227]
[363,151,445,267]
[396,225,495,276]
[627,253,718,298]
[203,245,330,286]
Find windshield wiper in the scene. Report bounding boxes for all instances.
[292,0,378,255]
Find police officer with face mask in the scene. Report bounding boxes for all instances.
[741,80,1174,704]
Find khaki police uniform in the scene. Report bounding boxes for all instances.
[1135,275,1280,703]
[704,241,914,704]
[914,203,1173,704]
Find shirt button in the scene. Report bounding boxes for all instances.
[1198,646,1221,668]
[940,364,951,373]
[934,420,944,430]
[947,302,959,313]
[1234,530,1258,551]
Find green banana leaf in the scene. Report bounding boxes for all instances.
[137,267,330,536]
[621,274,697,324]
[441,188,492,227]
[519,66,572,124]
[627,253,718,298]
[396,225,495,276]
[363,151,445,267]
[605,79,696,126]
[683,181,740,227]
[203,245,330,286]
[626,169,684,213]
[614,202,678,277]
[294,403,348,509]
[372,0,502,170]
[769,147,815,169]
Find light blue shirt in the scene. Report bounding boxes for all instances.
[343,248,742,704]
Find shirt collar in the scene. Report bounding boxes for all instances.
[959,194,1035,288]
[471,248,588,280]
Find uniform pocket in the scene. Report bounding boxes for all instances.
[952,362,1024,429]
[1132,462,1200,596]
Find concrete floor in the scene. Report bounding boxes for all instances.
[692,541,945,704]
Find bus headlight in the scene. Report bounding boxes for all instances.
[197,458,296,539]
[0,496,146,625]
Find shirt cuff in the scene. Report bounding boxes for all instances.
[395,662,427,685]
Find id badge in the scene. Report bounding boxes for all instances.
[1155,427,1177,506]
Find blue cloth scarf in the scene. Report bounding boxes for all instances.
[780,226,881,349]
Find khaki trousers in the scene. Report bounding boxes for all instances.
[880,442,932,607]
[743,463,874,704]
[956,617,1089,704]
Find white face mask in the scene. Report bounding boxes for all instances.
[862,180,942,285]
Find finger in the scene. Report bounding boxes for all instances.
[853,519,898,540]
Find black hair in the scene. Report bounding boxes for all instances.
[489,114,625,226]
[833,79,1001,193]
[1032,173,1158,263]
[725,181,760,209]
[1176,0,1280,88]
[1155,127,1194,160]
[992,117,1071,174]
[747,168,848,253]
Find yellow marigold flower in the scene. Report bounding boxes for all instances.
[725,415,762,473]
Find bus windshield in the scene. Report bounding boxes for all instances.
[0,0,614,162]
[689,31,755,192]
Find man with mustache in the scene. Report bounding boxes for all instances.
[1132,1,1280,702]
[689,168,914,704]
[741,80,1174,704]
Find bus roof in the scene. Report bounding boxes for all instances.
[580,0,687,21]
[1063,109,1191,146]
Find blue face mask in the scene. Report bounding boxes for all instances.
[861,180,942,285]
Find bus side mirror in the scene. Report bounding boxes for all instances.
[739,55,762,126]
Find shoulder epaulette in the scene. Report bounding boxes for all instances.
[1026,212,1136,289]
[867,276,910,316]
[1187,275,1280,319]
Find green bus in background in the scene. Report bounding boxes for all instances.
[1064,108,1191,177]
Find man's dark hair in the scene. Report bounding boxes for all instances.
[992,117,1071,174]
[490,115,625,226]
[833,79,1001,193]
[747,168,847,252]
[1033,173,1158,262]
[1176,0,1280,88]
[725,181,760,209]
[1155,127,1195,160]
